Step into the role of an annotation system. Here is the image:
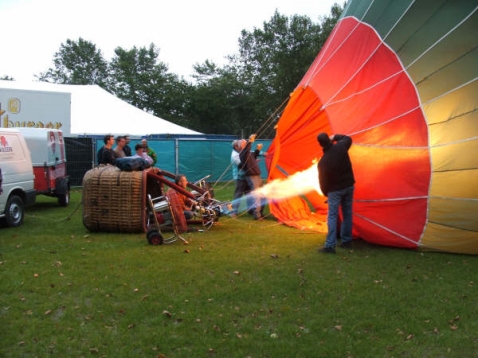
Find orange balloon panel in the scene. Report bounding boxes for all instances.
[355,198,428,247]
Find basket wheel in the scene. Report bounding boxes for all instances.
[147,229,164,245]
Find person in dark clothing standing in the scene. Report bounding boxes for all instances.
[98,134,116,165]
[230,139,254,216]
[113,136,127,158]
[240,134,266,220]
[123,135,132,156]
[97,144,104,165]
[317,133,355,254]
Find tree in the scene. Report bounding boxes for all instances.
[233,8,343,136]
[108,43,190,124]
[185,62,255,134]
[37,38,109,87]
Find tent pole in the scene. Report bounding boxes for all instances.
[175,138,179,175]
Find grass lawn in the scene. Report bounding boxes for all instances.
[1,184,477,357]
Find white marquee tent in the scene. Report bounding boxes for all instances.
[0,80,202,137]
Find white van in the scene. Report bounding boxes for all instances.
[0,128,36,227]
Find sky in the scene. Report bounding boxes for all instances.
[1,0,340,82]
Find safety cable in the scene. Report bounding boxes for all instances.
[211,96,289,191]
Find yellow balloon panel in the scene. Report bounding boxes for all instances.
[431,140,478,171]
[423,81,478,126]
[421,223,478,255]
[428,111,478,146]
[430,170,478,198]
[428,198,478,233]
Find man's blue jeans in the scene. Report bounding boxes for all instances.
[324,186,354,248]
[246,175,265,216]
[232,178,253,214]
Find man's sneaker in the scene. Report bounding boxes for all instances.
[319,247,336,254]
[339,241,353,248]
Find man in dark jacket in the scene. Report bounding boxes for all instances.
[317,133,355,253]
[231,139,253,216]
[240,134,266,220]
[98,134,116,165]
[123,135,132,156]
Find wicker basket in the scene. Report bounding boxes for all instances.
[82,165,162,233]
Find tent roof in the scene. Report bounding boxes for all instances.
[0,80,202,136]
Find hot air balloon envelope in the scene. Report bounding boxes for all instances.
[267,0,478,254]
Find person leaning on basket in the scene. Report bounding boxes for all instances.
[132,143,154,165]
[141,138,158,166]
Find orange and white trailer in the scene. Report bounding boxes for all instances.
[17,128,70,206]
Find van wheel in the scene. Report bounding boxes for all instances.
[58,192,70,206]
[5,195,24,227]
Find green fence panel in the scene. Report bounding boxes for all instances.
[149,140,175,173]
[93,138,271,183]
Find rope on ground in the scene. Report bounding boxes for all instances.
[63,201,82,221]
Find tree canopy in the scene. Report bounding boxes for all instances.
[37,38,109,87]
